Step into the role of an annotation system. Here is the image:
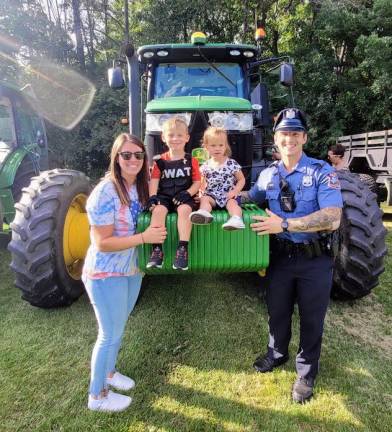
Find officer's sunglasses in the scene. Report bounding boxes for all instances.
[118,151,145,161]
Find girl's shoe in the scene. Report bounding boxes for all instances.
[189,209,213,225]
[222,216,245,230]
[88,390,132,412]
[107,372,135,391]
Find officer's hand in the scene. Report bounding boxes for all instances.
[250,209,284,235]
[146,195,160,211]
[172,190,191,206]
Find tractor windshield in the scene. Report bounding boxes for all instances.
[0,98,16,145]
[153,63,246,98]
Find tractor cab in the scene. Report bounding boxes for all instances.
[0,82,48,229]
[109,31,293,187]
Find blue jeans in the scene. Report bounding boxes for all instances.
[84,274,142,396]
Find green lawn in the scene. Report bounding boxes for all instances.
[0,229,391,432]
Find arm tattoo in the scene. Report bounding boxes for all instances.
[289,207,342,232]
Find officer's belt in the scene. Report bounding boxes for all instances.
[270,236,334,259]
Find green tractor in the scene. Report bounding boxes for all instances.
[0,82,48,235]
[8,32,387,308]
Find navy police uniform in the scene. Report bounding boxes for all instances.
[249,110,343,382]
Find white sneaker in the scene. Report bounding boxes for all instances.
[222,215,245,231]
[88,390,132,412]
[189,209,213,225]
[107,372,135,391]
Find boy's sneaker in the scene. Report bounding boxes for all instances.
[173,246,189,270]
[107,372,135,391]
[147,247,163,268]
[88,390,132,412]
[189,209,213,225]
[222,215,245,231]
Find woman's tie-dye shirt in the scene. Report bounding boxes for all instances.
[83,179,142,279]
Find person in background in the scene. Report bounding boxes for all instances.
[83,133,166,412]
[327,143,348,170]
[245,108,343,403]
[146,117,201,271]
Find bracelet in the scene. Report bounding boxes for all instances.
[140,232,144,244]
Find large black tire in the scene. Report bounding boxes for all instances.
[11,156,39,203]
[8,169,91,308]
[332,171,387,300]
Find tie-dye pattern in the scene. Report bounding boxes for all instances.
[83,179,142,279]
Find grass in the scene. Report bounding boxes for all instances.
[0,226,391,432]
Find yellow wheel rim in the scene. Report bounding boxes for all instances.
[63,194,90,280]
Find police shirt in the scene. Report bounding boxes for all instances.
[248,153,343,243]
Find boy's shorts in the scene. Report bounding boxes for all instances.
[155,194,198,213]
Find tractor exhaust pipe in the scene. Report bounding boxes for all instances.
[124,43,141,138]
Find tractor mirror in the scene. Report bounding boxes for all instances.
[251,83,270,127]
[108,66,125,89]
[280,63,294,87]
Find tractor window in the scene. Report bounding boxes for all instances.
[14,103,45,148]
[154,63,245,98]
[0,99,16,145]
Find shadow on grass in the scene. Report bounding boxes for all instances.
[113,272,378,431]
[132,383,361,432]
[2,246,391,431]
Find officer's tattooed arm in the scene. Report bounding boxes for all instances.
[289,207,342,232]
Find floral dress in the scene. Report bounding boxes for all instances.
[200,158,242,208]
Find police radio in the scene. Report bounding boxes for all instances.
[279,178,296,213]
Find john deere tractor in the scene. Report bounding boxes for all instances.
[8,32,387,308]
[0,82,48,234]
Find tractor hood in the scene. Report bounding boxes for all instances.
[145,96,252,113]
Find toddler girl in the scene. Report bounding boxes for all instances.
[189,127,245,230]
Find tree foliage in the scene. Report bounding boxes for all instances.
[1,0,391,173]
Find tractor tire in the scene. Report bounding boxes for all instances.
[11,156,39,203]
[331,170,387,300]
[357,173,378,194]
[8,169,91,308]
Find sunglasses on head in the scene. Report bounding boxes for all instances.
[118,151,145,160]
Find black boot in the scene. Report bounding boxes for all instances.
[292,376,314,403]
[253,353,289,373]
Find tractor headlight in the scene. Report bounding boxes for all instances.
[145,113,192,132]
[208,112,252,131]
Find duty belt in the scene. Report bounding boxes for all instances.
[271,235,337,259]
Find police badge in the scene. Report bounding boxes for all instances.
[286,109,296,119]
[302,175,313,187]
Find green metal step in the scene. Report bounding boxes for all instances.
[137,204,269,274]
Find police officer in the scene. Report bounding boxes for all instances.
[246,108,343,403]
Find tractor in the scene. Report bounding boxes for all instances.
[8,32,387,308]
[0,82,48,235]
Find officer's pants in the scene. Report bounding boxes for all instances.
[265,252,334,380]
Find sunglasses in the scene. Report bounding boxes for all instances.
[118,151,145,160]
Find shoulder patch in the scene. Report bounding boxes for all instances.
[326,172,341,189]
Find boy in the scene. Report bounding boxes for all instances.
[146,117,201,270]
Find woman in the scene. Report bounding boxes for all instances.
[83,133,166,412]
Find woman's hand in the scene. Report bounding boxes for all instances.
[142,225,167,244]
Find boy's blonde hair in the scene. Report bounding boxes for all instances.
[162,116,189,134]
[202,127,232,157]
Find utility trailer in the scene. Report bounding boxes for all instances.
[338,129,392,205]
